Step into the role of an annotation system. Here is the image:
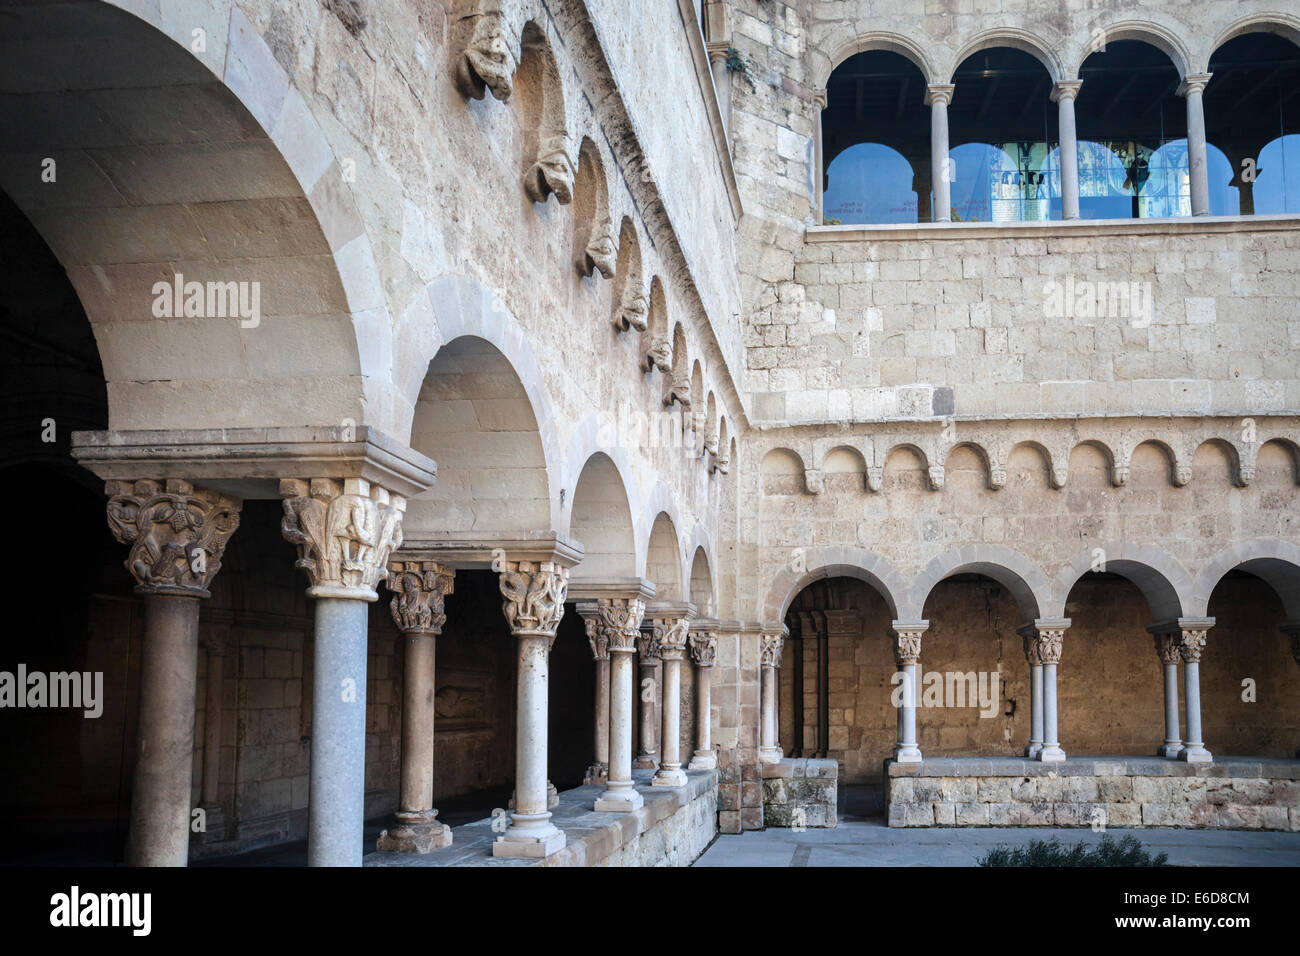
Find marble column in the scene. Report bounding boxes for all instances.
[1018,625,1044,759]
[197,626,229,842]
[925,84,954,222]
[688,629,717,769]
[1179,73,1213,216]
[493,560,569,857]
[280,477,406,867]
[1153,631,1183,758]
[890,623,926,763]
[758,632,784,764]
[581,611,611,785]
[652,617,690,786]
[105,479,241,867]
[1176,619,1214,763]
[707,41,730,137]
[595,597,647,812]
[1052,80,1083,220]
[376,561,455,853]
[633,631,661,769]
[1033,620,1068,762]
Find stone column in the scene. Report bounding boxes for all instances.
[581,611,611,785]
[493,561,569,857]
[595,597,647,812]
[758,632,784,763]
[890,623,926,763]
[197,627,228,842]
[1052,80,1083,220]
[1153,631,1183,758]
[280,477,406,867]
[633,631,661,769]
[652,617,690,786]
[1286,624,1300,757]
[688,629,717,769]
[376,561,454,853]
[707,41,730,137]
[812,86,827,221]
[814,611,829,757]
[1176,619,1214,763]
[1032,620,1068,762]
[1179,73,1213,216]
[1018,625,1044,759]
[925,84,955,222]
[105,479,241,867]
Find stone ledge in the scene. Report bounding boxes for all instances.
[808,213,1300,243]
[763,757,838,828]
[362,769,717,867]
[886,756,1300,779]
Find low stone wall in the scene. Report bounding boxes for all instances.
[364,769,717,867]
[762,758,838,827]
[886,757,1300,831]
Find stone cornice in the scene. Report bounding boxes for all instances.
[807,213,1300,243]
[396,532,584,571]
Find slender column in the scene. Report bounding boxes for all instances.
[1018,625,1044,758]
[105,478,241,867]
[758,632,784,763]
[581,611,611,785]
[1152,631,1183,758]
[1176,619,1214,763]
[790,617,804,757]
[815,611,829,757]
[492,561,569,856]
[595,597,647,812]
[925,84,954,222]
[1033,620,1069,762]
[652,618,690,786]
[812,86,827,222]
[1052,80,1083,220]
[280,476,406,867]
[1287,624,1300,757]
[890,622,926,763]
[688,629,717,769]
[633,632,661,769]
[706,42,730,137]
[376,561,455,853]
[196,627,228,842]
[1179,73,1213,216]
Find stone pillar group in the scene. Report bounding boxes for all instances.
[758,632,784,763]
[890,622,926,763]
[652,617,690,787]
[595,597,647,812]
[688,628,717,769]
[1175,619,1214,763]
[1032,620,1068,762]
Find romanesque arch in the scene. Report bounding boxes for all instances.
[764,546,905,623]
[907,545,1051,624]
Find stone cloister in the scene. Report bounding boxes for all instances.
[3,0,1300,870]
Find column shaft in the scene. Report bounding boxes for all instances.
[927,87,953,222]
[1040,662,1064,761]
[1027,664,1044,758]
[1183,76,1212,216]
[653,655,687,786]
[1162,659,1182,757]
[200,642,224,806]
[1055,83,1082,219]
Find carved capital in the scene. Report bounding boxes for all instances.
[1154,632,1182,665]
[105,479,241,597]
[386,561,454,635]
[584,614,609,661]
[924,84,955,107]
[280,478,405,601]
[636,628,662,662]
[759,632,784,668]
[889,625,926,666]
[456,13,515,102]
[652,617,690,660]
[1020,628,1042,666]
[524,135,574,205]
[689,630,718,667]
[1035,627,1065,664]
[498,561,569,640]
[1178,628,1208,664]
[597,596,645,653]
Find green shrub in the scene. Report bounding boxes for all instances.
[978,835,1169,867]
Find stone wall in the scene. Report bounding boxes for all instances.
[761,757,837,827]
[886,757,1300,831]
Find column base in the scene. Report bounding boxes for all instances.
[594,784,644,812]
[1178,744,1213,763]
[492,822,565,859]
[1024,742,1043,759]
[1157,742,1183,759]
[688,751,717,770]
[894,745,922,764]
[376,819,453,854]
[652,766,688,787]
[1037,744,1066,762]
[632,754,658,770]
[583,762,608,786]
[758,746,783,765]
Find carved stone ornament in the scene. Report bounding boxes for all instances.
[653,618,690,660]
[105,479,241,597]
[666,373,692,409]
[583,220,617,279]
[644,337,671,373]
[585,615,610,661]
[386,561,454,635]
[1178,628,1208,664]
[759,633,784,668]
[889,627,924,666]
[614,288,649,332]
[524,135,574,205]
[1035,627,1065,664]
[279,477,406,601]
[711,448,730,475]
[498,561,568,639]
[636,628,662,662]
[597,597,645,653]
[1155,632,1182,665]
[455,14,515,102]
[688,630,718,667]
[1021,630,1042,666]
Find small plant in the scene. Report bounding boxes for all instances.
[725,47,757,92]
[978,834,1169,867]
[822,216,842,226]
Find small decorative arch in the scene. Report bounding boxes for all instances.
[688,543,716,617]
[947,27,1065,84]
[817,31,937,88]
[759,447,808,496]
[763,545,906,622]
[646,511,684,603]
[643,277,670,372]
[1191,437,1246,487]
[1072,18,1193,78]
[573,137,615,278]
[1049,542,1195,622]
[943,441,999,491]
[610,217,647,331]
[1191,538,1300,619]
[1211,13,1300,66]
[515,20,573,204]
[907,545,1052,624]
[1008,439,1066,489]
[1128,438,1182,487]
[1070,438,1123,487]
[689,360,705,433]
[569,451,639,580]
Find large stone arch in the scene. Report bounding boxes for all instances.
[562,416,646,578]
[815,30,938,88]
[764,546,906,623]
[685,524,718,617]
[1049,543,1195,622]
[397,272,565,532]
[1208,12,1300,73]
[1067,16,1194,78]
[946,27,1066,84]
[1191,539,1300,620]
[908,545,1051,624]
[645,510,684,604]
[568,449,640,582]
[2,1,394,432]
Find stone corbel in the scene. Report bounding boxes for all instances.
[711,446,730,475]
[524,135,575,205]
[1111,459,1129,487]
[613,286,649,332]
[455,12,516,102]
[666,371,692,409]
[866,465,883,492]
[582,217,617,279]
[804,468,823,495]
[926,464,945,491]
[988,465,1006,490]
[644,337,671,373]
